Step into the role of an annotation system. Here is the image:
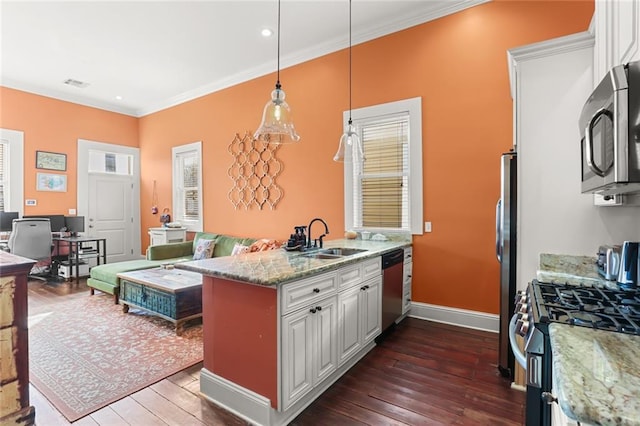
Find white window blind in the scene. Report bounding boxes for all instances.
[0,129,24,214]
[179,153,200,220]
[353,115,409,229]
[345,97,422,235]
[172,142,203,232]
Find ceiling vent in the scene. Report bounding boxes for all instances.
[63,78,90,88]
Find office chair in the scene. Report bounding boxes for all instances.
[7,218,54,282]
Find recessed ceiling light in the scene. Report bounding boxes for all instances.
[261,28,273,38]
[115,95,123,100]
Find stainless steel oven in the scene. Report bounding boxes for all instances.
[510,280,640,425]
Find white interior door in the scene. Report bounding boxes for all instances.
[77,139,141,263]
[88,173,135,263]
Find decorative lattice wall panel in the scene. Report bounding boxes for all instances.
[228,132,283,210]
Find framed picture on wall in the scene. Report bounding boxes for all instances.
[36,173,67,192]
[36,150,67,171]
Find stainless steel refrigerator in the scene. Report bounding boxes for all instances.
[496,150,517,380]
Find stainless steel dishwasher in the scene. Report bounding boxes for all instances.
[381,249,404,332]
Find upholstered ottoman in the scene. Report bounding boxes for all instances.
[88,259,167,304]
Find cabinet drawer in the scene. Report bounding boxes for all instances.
[404,247,413,263]
[337,263,362,290]
[362,257,381,281]
[281,271,337,315]
[402,281,412,315]
[403,262,412,285]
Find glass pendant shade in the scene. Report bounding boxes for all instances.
[254,85,300,144]
[335,0,363,163]
[334,121,363,162]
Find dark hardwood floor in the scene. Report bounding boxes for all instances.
[27,279,525,425]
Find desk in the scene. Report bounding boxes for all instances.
[53,236,107,284]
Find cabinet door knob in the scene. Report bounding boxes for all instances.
[312,288,320,293]
[316,306,322,311]
[310,308,317,313]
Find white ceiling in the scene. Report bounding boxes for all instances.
[1,0,487,117]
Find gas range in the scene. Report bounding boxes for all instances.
[529,280,640,334]
[510,279,640,426]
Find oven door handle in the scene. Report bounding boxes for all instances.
[509,314,527,369]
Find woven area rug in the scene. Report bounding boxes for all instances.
[28,294,203,422]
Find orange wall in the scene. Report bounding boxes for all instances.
[0,87,138,215]
[140,1,593,314]
[0,1,593,315]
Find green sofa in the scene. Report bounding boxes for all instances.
[87,232,256,303]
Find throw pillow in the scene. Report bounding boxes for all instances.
[231,243,250,256]
[248,239,286,252]
[193,239,215,260]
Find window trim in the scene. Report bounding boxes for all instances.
[172,141,203,232]
[343,97,423,235]
[0,128,24,214]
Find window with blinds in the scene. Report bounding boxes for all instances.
[179,154,200,220]
[172,142,203,232]
[353,115,409,229]
[345,97,423,235]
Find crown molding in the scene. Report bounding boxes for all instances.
[4,0,491,118]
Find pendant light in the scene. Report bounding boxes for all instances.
[254,0,300,144]
[334,0,364,162]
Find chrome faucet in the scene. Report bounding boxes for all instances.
[307,218,329,249]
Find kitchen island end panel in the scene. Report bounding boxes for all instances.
[203,276,279,408]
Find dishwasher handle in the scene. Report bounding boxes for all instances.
[382,249,404,268]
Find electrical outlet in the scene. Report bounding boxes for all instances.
[69,208,77,214]
[425,221,432,233]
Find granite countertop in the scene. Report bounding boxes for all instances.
[175,238,410,286]
[539,253,639,425]
[537,253,619,290]
[549,324,640,426]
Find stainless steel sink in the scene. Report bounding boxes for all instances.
[299,247,367,260]
[301,253,344,260]
[319,247,368,256]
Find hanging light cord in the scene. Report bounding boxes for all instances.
[276,0,281,90]
[348,0,353,125]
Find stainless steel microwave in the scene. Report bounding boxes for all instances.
[579,60,640,195]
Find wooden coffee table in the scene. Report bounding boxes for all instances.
[117,267,202,335]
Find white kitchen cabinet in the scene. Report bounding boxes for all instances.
[402,247,413,315]
[592,0,640,86]
[281,256,382,410]
[551,398,581,426]
[281,295,337,411]
[361,276,382,343]
[336,275,382,366]
[148,227,187,246]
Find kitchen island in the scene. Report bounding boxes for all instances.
[176,238,410,426]
[538,253,640,425]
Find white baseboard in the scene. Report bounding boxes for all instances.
[408,301,499,333]
[199,341,377,426]
[199,368,272,425]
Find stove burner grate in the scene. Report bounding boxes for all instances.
[532,280,640,335]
